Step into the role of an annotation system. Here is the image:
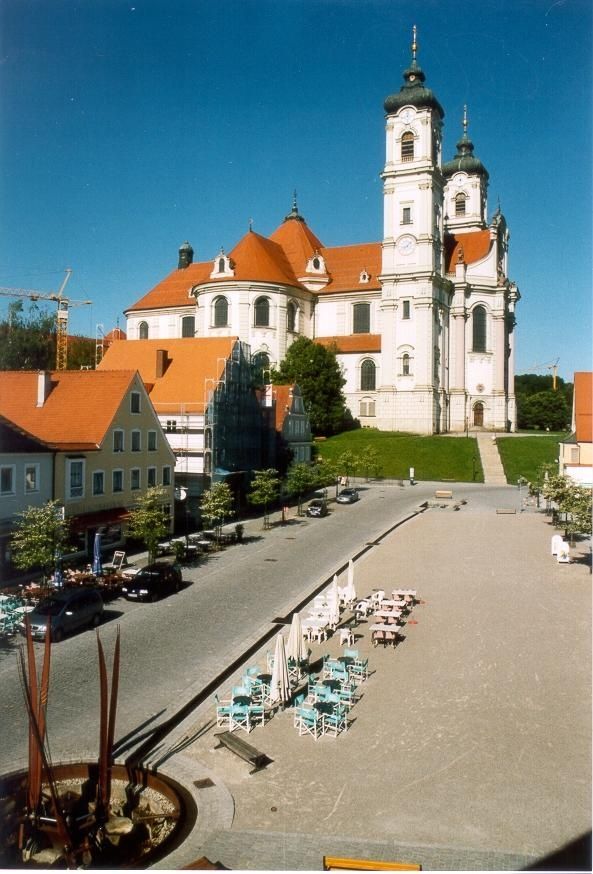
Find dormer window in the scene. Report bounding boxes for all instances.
[359,269,370,284]
[401,131,414,162]
[211,250,235,279]
[455,192,467,216]
[306,252,326,274]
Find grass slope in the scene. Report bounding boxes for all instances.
[315,430,484,483]
[496,435,561,484]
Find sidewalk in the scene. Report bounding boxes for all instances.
[158,507,591,870]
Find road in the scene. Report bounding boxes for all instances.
[0,480,519,773]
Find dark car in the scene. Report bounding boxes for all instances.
[306,498,328,518]
[336,488,359,504]
[121,562,182,602]
[20,588,104,642]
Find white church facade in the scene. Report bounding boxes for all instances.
[125,33,520,435]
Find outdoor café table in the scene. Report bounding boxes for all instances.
[379,599,406,608]
[337,656,355,667]
[373,610,402,623]
[322,678,342,692]
[233,695,251,706]
[257,673,272,685]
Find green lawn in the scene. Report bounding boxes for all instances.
[496,435,562,484]
[315,430,484,483]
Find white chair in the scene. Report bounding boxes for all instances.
[295,706,324,739]
[339,628,355,646]
[370,590,385,605]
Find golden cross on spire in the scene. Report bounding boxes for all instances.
[411,25,418,61]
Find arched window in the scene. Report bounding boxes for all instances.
[353,302,370,334]
[455,192,467,216]
[252,351,270,385]
[138,321,149,339]
[287,301,297,333]
[218,257,226,273]
[254,296,270,327]
[181,315,195,337]
[213,296,229,327]
[360,397,375,417]
[401,131,414,162]
[472,305,487,352]
[360,359,376,391]
[402,353,411,376]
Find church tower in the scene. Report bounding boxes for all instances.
[378,28,452,433]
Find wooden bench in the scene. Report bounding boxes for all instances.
[324,856,421,870]
[434,489,453,499]
[214,731,270,774]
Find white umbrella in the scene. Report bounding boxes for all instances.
[344,559,357,604]
[327,575,340,627]
[286,612,308,664]
[269,633,290,708]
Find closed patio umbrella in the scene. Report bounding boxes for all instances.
[327,575,340,627]
[269,633,290,709]
[286,612,308,665]
[53,550,64,589]
[92,532,103,577]
[344,558,357,603]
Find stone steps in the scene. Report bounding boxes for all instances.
[476,434,508,485]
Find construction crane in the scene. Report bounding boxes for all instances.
[0,269,92,370]
[527,358,560,391]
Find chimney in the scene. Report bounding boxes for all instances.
[156,349,168,378]
[36,371,52,407]
[178,240,194,269]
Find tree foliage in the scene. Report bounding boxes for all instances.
[540,472,592,540]
[0,302,56,370]
[247,468,280,528]
[271,337,356,436]
[10,500,70,581]
[285,462,316,515]
[517,391,570,431]
[359,445,382,481]
[200,482,235,541]
[127,487,171,564]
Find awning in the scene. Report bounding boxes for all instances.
[68,507,130,533]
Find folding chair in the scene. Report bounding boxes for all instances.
[323,704,348,737]
[229,703,251,733]
[214,694,233,727]
[349,656,369,682]
[295,706,324,739]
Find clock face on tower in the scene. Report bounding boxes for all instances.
[400,108,414,124]
[397,235,416,256]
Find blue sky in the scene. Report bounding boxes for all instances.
[1,0,591,381]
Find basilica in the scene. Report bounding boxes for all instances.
[125,32,520,435]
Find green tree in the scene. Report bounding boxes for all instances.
[285,462,316,515]
[518,391,570,431]
[359,444,382,481]
[67,335,97,370]
[312,458,340,498]
[270,337,355,436]
[248,468,280,529]
[0,302,56,370]
[11,500,70,583]
[563,485,592,541]
[200,482,235,543]
[338,449,359,485]
[127,487,171,564]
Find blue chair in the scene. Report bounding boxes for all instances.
[229,703,251,733]
[214,694,233,727]
[294,706,324,740]
[323,704,348,737]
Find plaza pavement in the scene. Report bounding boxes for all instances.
[153,496,591,871]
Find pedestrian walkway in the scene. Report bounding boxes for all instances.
[156,507,591,871]
[476,433,508,485]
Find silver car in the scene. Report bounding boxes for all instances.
[20,588,104,642]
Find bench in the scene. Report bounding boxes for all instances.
[214,731,271,774]
[496,508,516,514]
[323,857,421,871]
[434,489,453,499]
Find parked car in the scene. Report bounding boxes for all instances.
[336,488,359,504]
[19,588,104,642]
[121,562,182,602]
[306,498,328,518]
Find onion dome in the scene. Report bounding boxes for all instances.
[178,240,194,269]
[442,106,489,179]
[384,27,444,119]
[284,190,305,223]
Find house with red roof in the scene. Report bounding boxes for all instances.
[0,369,175,572]
[98,337,291,514]
[123,36,520,435]
[559,372,593,487]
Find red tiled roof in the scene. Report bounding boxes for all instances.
[574,372,592,443]
[269,218,325,269]
[0,370,138,449]
[98,337,238,413]
[317,243,382,294]
[445,230,492,273]
[271,384,295,431]
[316,334,381,354]
[224,231,302,286]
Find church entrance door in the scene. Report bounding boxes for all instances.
[473,402,484,427]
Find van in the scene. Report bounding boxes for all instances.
[20,588,104,642]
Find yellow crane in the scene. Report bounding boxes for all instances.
[528,358,560,391]
[0,269,92,370]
